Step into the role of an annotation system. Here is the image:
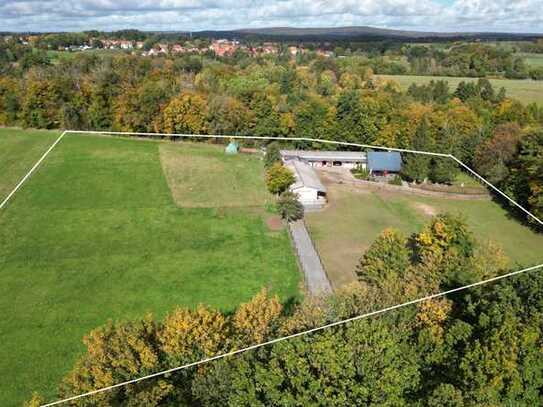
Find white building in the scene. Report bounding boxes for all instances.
[286,160,327,210]
[281,150,367,169]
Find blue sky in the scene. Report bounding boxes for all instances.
[1,0,541,33]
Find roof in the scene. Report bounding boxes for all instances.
[281,150,366,162]
[288,160,326,192]
[367,151,402,172]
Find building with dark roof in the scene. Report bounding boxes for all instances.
[367,151,402,174]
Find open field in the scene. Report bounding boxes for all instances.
[306,181,543,289]
[376,74,543,105]
[0,128,60,200]
[519,52,543,68]
[0,130,300,406]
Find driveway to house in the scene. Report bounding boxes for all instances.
[289,220,332,295]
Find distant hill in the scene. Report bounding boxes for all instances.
[194,26,542,42]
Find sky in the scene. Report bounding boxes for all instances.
[1,0,542,34]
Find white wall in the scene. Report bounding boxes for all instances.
[291,186,326,207]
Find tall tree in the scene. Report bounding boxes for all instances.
[402,118,433,183]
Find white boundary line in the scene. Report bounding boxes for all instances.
[1,129,542,405]
[42,263,543,407]
[0,130,67,210]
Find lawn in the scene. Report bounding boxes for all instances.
[0,128,60,200]
[306,181,543,290]
[519,52,543,68]
[0,131,300,406]
[376,74,543,105]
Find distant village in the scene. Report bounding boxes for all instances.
[2,34,335,58]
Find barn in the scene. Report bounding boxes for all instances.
[280,150,367,169]
[286,160,327,210]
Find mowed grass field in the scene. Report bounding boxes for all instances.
[519,52,543,68]
[0,128,60,199]
[306,182,543,289]
[376,74,543,105]
[0,129,300,406]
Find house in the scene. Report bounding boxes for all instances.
[210,39,239,57]
[281,150,367,169]
[286,160,327,210]
[367,151,402,175]
[120,40,133,49]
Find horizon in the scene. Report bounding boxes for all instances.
[1,0,542,34]
[2,25,542,36]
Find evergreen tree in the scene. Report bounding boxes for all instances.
[402,118,432,183]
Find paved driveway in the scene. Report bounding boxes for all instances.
[289,220,332,295]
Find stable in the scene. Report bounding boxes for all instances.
[281,150,366,169]
[367,151,402,175]
[286,160,327,210]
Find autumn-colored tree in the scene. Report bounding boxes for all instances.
[162,91,208,134]
[59,315,166,405]
[414,213,475,261]
[159,305,229,364]
[21,71,65,129]
[233,288,283,344]
[0,77,20,125]
[474,122,522,185]
[356,228,410,288]
[265,162,295,195]
[207,95,253,135]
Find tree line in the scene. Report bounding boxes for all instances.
[26,214,543,406]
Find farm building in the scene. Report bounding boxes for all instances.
[367,151,402,175]
[281,150,367,169]
[286,160,327,210]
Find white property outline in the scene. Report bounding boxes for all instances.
[0,130,542,406]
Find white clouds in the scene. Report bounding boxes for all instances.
[0,0,540,33]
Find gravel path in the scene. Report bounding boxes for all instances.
[288,220,332,295]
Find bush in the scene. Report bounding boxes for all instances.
[277,191,304,222]
[388,175,403,186]
[265,163,295,195]
[351,164,370,180]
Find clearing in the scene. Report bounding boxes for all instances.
[306,178,543,290]
[376,74,543,105]
[0,129,300,406]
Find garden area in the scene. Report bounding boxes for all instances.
[0,129,300,406]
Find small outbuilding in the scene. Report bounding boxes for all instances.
[367,151,402,175]
[225,141,239,155]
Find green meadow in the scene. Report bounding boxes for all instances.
[0,129,300,406]
[377,74,543,105]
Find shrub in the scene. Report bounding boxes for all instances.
[351,164,370,180]
[388,175,403,186]
[277,191,304,222]
[266,163,295,195]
